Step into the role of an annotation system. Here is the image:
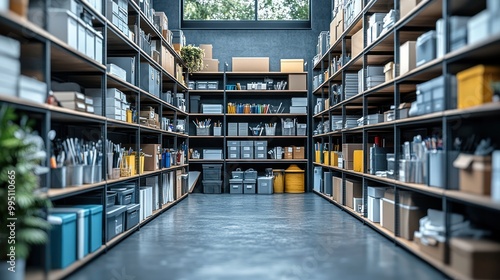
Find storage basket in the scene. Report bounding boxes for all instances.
[272,169,285,193]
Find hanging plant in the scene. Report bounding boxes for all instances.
[180,45,205,73]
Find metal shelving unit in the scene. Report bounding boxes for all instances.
[313,0,500,279]
[0,1,190,279]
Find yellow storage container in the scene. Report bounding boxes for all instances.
[353,150,364,172]
[285,165,305,193]
[330,152,339,167]
[457,65,500,109]
[323,151,330,165]
[273,169,285,193]
[315,150,321,164]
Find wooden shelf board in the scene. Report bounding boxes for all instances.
[392,111,444,126]
[225,136,307,139]
[226,72,306,75]
[106,73,142,93]
[106,174,141,185]
[140,208,163,225]
[190,72,224,75]
[189,136,225,139]
[107,118,140,128]
[189,90,225,93]
[395,57,443,83]
[444,190,500,211]
[226,90,308,94]
[190,113,225,116]
[225,113,307,116]
[189,159,224,162]
[445,102,500,119]
[106,224,140,247]
[395,0,442,29]
[47,181,106,199]
[225,159,308,163]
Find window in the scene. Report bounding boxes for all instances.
[182,0,311,29]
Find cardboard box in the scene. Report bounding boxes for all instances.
[293,146,305,159]
[353,150,363,172]
[346,180,362,209]
[415,235,445,263]
[161,46,175,75]
[384,61,395,82]
[289,74,307,90]
[141,144,161,171]
[334,12,344,43]
[232,57,269,72]
[450,237,500,279]
[201,59,219,72]
[173,43,181,54]
[453,154,492,195]
[382,189,425,240]
[176,170,182,200]
[400,41,417,76]
[351,28,364,58]
[280,59,304,72]
[330,19,336,46]
[333,176,343,204]
[342,143,363,162]
[400,0,421,19]
[284,146,294,159]
[200,44,212,59]
[345,161,354,170]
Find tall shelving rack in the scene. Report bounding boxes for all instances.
[313,0,500,278]
[0,1,189,279]
[188,69,310,193]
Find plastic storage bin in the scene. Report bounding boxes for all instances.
[229,179,243,194]
[125,204,140,230]
[243,179,256,194]
[468,10,490,45]
[190,95,200,113]
[196,127,210,136]
[416,30,437,67]
[48,213,77,269]
[244,168,258,179]
[202,164,222,180]
[240,141,254,159]
[232,168,244,179]
[254,141,268,159]
[70,204,102,253]
[258,177,273,194]
[49,208,89,260]
[106,205,127,242]
[367,186,387,222]
[296,123,307,136]
[112,187,134,205]
[227,141,240,159]
[202,180,222,194]
[203,149,222,160]
[109,184,136,203]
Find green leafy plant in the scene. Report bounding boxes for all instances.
[180,45,205,73]
[0,105,52,261]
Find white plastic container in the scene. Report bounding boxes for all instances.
[468,10,490,45]
[48,9,78,50]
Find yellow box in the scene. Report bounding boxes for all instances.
[126,109,132,123]
[457,65,500,109]
[315,151,321,164]
[139,155,145,174]
[353,150,364,172]
[124,155,136,176]
[280,59,304,72]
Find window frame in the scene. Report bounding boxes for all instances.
[180,0,312,30]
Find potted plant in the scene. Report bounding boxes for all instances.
[180,45,205,73]
[0,105,52,280]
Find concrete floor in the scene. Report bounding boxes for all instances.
[68,194,446,280]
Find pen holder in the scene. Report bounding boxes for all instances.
[125,155,136,176]
[213,127,221,136]
[66,165,83,187]
[94,165,102,183]
[107,153,113,179]
[111,168,121,180]
[265,126,276,136]
[315,151,321,164]
[50,167,66,189]
[323,151,330,165]
[196,127,210,136]
[83,165,96,184]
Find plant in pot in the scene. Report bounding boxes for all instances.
[0,105,52,280]
[180,45,205,73]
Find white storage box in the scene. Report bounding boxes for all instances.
[48,9,78,50]
[107,63,127,81]
[416,30,437,67]
[291,97,308,106]
[468,10,490,45]
[18,76,46,103]
[368,186,386,198]
[203,149,222,160]
[368,196,381,223]
[0,34,21,59]
[95,32,103,64]
[85,26,95,60]
[202,104,223,113]
[0,72,18,96]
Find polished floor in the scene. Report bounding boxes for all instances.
[68,194,445,280]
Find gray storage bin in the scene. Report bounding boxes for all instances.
[257,177,273,194]
[203,149,222,160]
[196,127,210,136]
[238,123,248,136]
[109,184,136,203]
[241,141,254,159]
[227,141,241,159]
[202,180,222,194]
[106,205,126,241]
[254,151,267,159]
[196,81,208,90]
[207,81,219,90]
[140,63,160,97]
[228,123,238,136]
[201,104,223,113]
[125,204,140,231]
[232,168,244,179]
[190,95,200,113]
[296,123,307,135]
[244,168,258,180]
[416,30,437,67]
[111,188,134,205]
[108,57,135,85]
[229,179,243,194]
[203,164,222,180]
[243,179,256,194]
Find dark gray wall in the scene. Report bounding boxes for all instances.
[153,0,331,72]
